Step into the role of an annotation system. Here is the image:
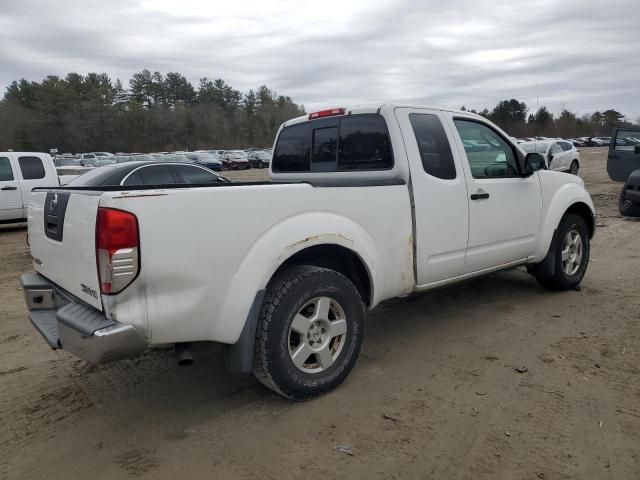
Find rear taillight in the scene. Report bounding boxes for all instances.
[96,207,140,295]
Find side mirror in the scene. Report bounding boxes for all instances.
[634,145,640,154]
[548,153,554,162]
[524,153,546,175]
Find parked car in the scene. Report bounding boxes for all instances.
[0,152,58,223]
[248,150,271,169]
[20,105,596,400]
[593,136,611,146]
[54,157,80,167]
[519,140,580,174]
[221,150,251,169]
[77,153,98,166]
[570,138,587,147]
[68,161,230,187]
[92,152,114,157]
[607,127,640,216]
[193,151,223,171]
[94,157,116,167]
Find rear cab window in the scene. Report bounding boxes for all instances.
[272,114,393,173]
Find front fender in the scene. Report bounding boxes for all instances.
[214,211,410,344]
[533,175,595,261]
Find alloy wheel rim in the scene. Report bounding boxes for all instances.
[288,297,347,373]
[561,229,583,276]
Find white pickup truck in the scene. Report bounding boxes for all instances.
[20,105,595,399]
[0,152,59,223]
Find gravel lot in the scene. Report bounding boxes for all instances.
[1,148,639,479]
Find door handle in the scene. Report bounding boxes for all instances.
[470,191,490,200]
[1,186,17,191]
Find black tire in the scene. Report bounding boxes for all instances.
[253,265,365,400]
[618,186,640,217]
[533,214,590,290]
[570,160,579,175]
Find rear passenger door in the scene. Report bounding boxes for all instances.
[395,108,470,285]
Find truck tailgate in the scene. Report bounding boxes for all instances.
[28,190,103,311]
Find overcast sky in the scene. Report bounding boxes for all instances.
[1,0,639,118]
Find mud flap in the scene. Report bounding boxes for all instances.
[224,290,265,374]
[531,228,559,278]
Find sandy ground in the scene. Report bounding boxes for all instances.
[1,148,639,480]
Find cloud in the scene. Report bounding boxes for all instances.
[1,0,639,118]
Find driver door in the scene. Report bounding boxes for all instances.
[447,115,543,273]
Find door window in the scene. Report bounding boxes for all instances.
[409,113,456,179]
[173,164,219,184]
[18,156,46,180]
[0,157,14,181]
[559,142,573,151]
[123,165,176,186]
[550,143,562,154]
[454,120,519,178]
[614,130,640,152]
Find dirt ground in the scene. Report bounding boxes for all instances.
[1,148,639,480]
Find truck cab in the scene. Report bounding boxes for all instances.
[0,152,58,223]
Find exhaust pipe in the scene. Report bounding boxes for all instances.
[175,342,193,366]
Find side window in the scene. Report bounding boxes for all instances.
[560,142,572,152]
[18,156,46,180]
[0,157,14,181]
[614,130,640,152]
[409,114,456,179]
[338,115,393,170]
[173,164,218,184]
[123,165,176,186]
[550,143,562,154]
[272,123,311,172]
[454,120,519,178]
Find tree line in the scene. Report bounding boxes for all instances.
[461,99,639,139]
[0,70,305,153]
[1,71,637,153]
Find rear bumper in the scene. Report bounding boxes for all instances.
[20,272,146,364]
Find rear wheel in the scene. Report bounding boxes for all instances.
[618,186,640,217]
[569,160,579,175]
[533,214,590,290]
[253,265,365,400]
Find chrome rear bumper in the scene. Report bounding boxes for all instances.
[20,272,146,364]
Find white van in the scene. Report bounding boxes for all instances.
[0,152,59,223]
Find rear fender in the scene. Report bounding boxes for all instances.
[215,212,386,344]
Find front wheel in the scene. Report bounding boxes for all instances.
[253,265,365,400]
[619,186,640,217]
[533,213,590,290]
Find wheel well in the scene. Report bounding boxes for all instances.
[565,202,594,237]
[274,244,372,306]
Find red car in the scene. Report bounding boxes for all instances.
[221,151,251,170]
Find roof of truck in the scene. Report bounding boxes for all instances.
[282,104,480,128]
